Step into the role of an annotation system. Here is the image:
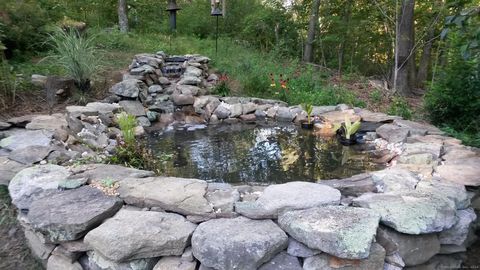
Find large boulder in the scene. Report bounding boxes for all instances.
[278,206,380,259]
[69,163,154,183]
[435,158,480,186]
[8,164,71,210]
[235,182,341,219]
[415,180,470,210]
[303,243,386,270]
[118,177,213,216]
[393,119,443,136]
[8,145,52,165]
[191,216,288,270]
[25,186,122,243]
[85,209,197,262]
[0,129,53,151]
[353,191,457,234]
[25,114,67,131]
[371,168,419,193]
[376,124,410,143]
[110,79,144,98]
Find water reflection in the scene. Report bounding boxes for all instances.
[147,123,382,184]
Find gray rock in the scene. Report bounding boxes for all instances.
[0,129,53,151]
[242,102,257,115]
[415,180,470,210]
[394,119,443,136]
[371,168,419,193]
[255,109,267,118]
[357,109,400,122]
[153,256,196,270]
[276,107,295,122]
[119,100,146,116]
[86,250,159,270]
[378,227,440,266]
[235,182,341,219]
[172,93,195,106]
[118,177,213,216]
[184,66,202,77]
[322,173,378,197]
[158,77,171,85]
[405,255,463,270]
[435,158,480,186]
[47,253,83,270]
[178,76,201,86]
[303,243,385,270]
[86,102,121,114]
[0,121,11,130]
[229,104,243,118]
[24,229,55,261]
[177,85,201,96]
[438,208,476,245]
[69,163,154,182]
[25,114,67,131]
[110,79,143,98]
[8,164,71,210]
[258,251,302,270]
[8,145,52,165]
[0,156,28,186]
[192,216,288,270]
[58,177,88,190]
[26,186,122,243]
[278,206,380,259]
[130,65,155,76]
[376,124,410,143]
[439,244,467,254]
[85,209,196,262]
[7,114,37,127]
[214,103,231,119]
[205,183,239,216]
[287,238,322,258]
[136,116,151,127]
[353,191,457,234]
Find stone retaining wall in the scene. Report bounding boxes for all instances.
[0,52,479,270]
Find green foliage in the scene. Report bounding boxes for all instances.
[441,126,480,148]
[45,28,100,92]
[100,178,116,188]
[117,112,136,146]
[213,74,231,97]
[288,86,365,108]
[342,115,361,140]
[369,89,382,104]
[0,60,29,109]
[388,96,413,120]
[302,103,313,124]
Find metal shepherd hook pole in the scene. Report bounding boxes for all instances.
[211,1,223,56]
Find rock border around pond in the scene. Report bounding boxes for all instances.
[1,52,479,270]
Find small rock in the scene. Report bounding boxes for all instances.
[47,253,83,270]
[119,100,146,116]
[287,238,322,258]
[0,156,28,186]
[136,116,151,127]
[178,76,201,86]
[153,256,197,270]
[258,251,302,270]
[110,79,144,98]
[439,208,476,245]
[0,121,12,130]
[172,94,195,106]
[376,124,410,143]
[275,107,295,122]
[213,103,231,119]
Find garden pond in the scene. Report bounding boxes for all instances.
[147,123,383,184]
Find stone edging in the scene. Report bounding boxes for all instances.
[0,52,479,270]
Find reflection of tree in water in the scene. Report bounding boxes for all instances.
[148,124,383,184]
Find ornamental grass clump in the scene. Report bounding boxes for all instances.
[46,27,100,93]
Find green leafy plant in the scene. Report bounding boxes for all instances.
[388,96,413,120]
[117,112,136,146]
[369,89,382,104]
[302,103,313,124]
[214,74,230,97]
[342,115,361,140]
[100,178,116,188]
[45,27,100,93]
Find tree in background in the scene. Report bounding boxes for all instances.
[118,0,129,33]
[393,0,415,96]
[303,0,321,63]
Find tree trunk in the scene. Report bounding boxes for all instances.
[416,27,435,88]
[394,0,415,96]
[338,2,352,76]
[118,0,129,33]
[303,0,321,63]
[222,0,226,17]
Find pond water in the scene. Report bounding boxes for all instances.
[147,123,383,185]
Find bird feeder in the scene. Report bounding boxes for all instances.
[166,0,181,32]
[211,1,223,55]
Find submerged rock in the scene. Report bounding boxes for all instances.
[191,216,288,270]
[278,206,380,259]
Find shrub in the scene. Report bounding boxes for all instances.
[387,96,413,120]
[45,28,100,93]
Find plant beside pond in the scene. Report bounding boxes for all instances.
[336,115,362,145]
[269,73,289,102]
[301,103,314,129]
[108,112,163,174]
